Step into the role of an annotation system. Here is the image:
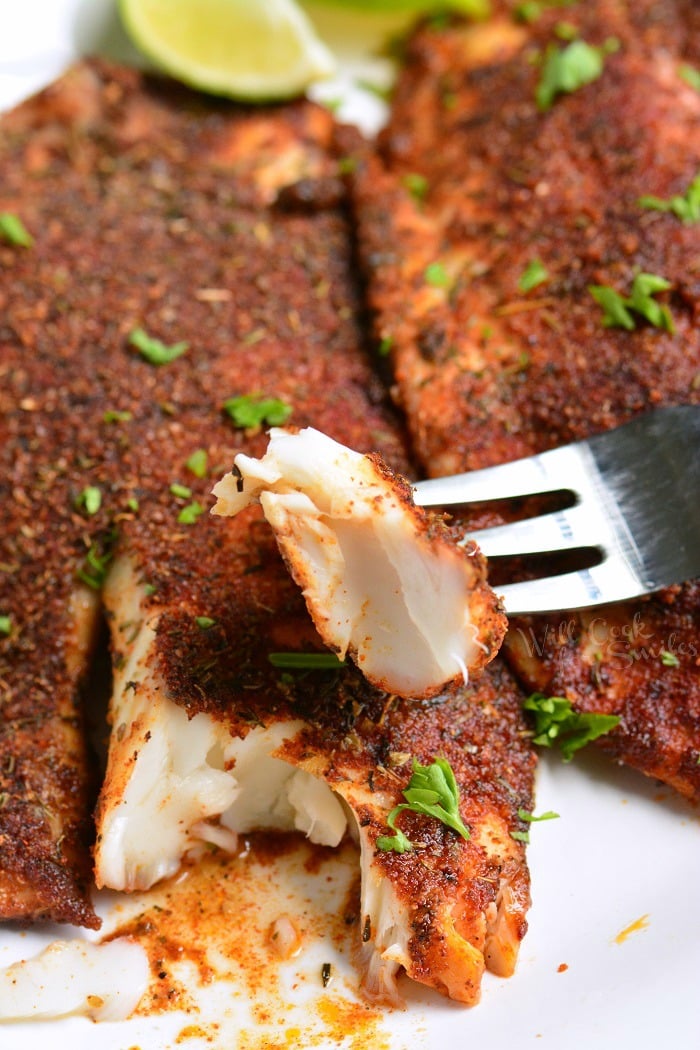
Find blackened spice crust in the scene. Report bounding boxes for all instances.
[0,58,410,926]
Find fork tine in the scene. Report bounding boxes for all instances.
[470,505,595,558]
[412,450,573,507]
[498,555,645,615]
[413,406,700,613]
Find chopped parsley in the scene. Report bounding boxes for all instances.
[510,807,559,843]
[589,285,636,330]
[185,449,208,478]
[618,272,674,329]
[424,262,451,288]
[518,259,550,292]
[376,757,470,854]
[268,651,345,670]
[523,692,620,762]
[196,616,217,630]
[638,173,700,224]
[0,615,12,637]
[678,63,700,92]
[660,650,680,668]
[223,394,292,429]
[402,172,429,203]
[126,497,139,513]
[514,0,576,23]
[129,327,189,366]
[515,0,543,21]
[103,409,133,424]
[510,830,531,843]
[519,807,560,822]
[589,272,674,333]
[378,335,394,357]
[440,88,458,111]
[337,155,358,175]
[170,482,192,500]
[0,212,33,247]
[75,485,102,516]
[177,501,204,525]
[536,39,616,111]
[76,539,114,591]
[554,20,579,41]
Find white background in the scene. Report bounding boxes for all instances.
[0,3,698,1047]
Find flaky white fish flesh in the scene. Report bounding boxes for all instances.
[212,427,505,698]
[0,939,148,1022]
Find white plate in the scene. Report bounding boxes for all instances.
[1,3,699,1048]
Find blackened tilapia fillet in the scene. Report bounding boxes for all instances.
[71,60,533,1001]
[98,535,533,1003]
[0,57,397,928]
[0,57,536,1005]
[350,2,700,798]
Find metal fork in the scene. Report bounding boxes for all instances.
[412,405,700,615]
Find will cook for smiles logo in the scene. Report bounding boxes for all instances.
[513,611,697,668]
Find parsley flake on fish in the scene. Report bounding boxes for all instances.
[177,501,204,525]
[103,409,133,424]
[589,272,674,332]
[424,262,451,288]
[185,449,208,478]
[638,172,700,224]
[510,808,559,843]
[0,212,33,247]
[678,63,700,92]
[514,0,577,23]
[129,327,189,366]
[223,394,292,429]
[376,757,470,853]
[402,172,429,203]
[523,692,620,762]
[536,39,616,111]
[518,259,549,292]
[76,540,114,591]
[75,486,102,516]
[170,483,192,499]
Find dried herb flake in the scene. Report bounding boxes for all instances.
[129,327,189,366]
[0,212,33,247]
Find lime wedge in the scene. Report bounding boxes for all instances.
[118,0,337,100]
[308,0,489,14]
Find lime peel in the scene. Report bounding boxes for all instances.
[308,0,490,15]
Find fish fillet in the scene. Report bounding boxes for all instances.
[349,1,700,798]
[0,57,393,927]
[0,72,112,926]
[96,544,534,1003]
[0,56,537,1004]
